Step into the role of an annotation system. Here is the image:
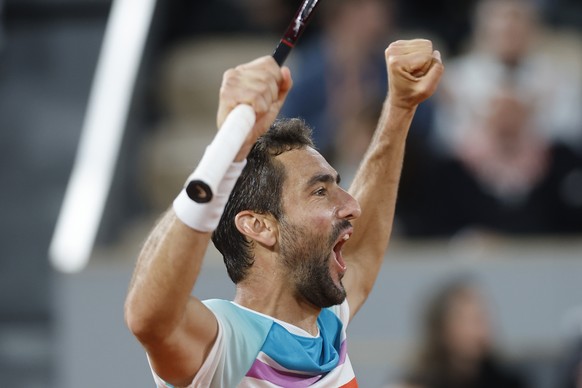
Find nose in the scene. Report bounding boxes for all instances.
[337,189,361,221]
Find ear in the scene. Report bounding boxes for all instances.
[235,211,277,248]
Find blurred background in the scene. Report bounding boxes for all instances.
[1,0,581,386]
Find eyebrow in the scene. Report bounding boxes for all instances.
[305,172,341,188]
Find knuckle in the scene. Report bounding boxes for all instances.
[221,69,238,87]
[219,79,233,98]
[219,78,235,98]
[223,67,237,81]
[388,56,400,67]
[258,85,271,101]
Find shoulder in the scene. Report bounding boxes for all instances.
[194,300,276,386]
[203,299,273,336]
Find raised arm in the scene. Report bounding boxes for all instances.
[343,39,444,319]
[124,56,292,386]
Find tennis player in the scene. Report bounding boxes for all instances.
[125,39,443,387]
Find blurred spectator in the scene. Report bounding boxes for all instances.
[280,0,393,166]
[396,82,582,237]
[396,0,478,55]
[432,0,582,155]
[389,279,528,388]
[395,0,582,238]
[395,0,582,56]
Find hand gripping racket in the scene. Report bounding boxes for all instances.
[185,0,321,203]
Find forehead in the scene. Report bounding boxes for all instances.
[276,146,336,188]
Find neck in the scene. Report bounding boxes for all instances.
[234,274,322,336]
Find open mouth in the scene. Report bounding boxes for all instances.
[332,230,352,273]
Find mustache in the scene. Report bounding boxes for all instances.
[329,219,353,245]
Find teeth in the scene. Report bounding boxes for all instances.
[342,234,350,241]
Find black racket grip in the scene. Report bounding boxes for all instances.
[272,40,293,66]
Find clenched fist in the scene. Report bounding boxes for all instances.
[385,39,444,110]
[217,56,293,161]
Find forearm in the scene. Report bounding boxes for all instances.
[345,101,416,277]
[344,40,442,287]
[124,209,211,340]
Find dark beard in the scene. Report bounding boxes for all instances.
[279,218,351,308]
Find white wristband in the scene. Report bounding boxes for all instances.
[173,159,247,232]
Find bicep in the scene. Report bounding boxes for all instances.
[145,297,219,387]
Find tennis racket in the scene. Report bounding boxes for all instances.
[185,0,321,203]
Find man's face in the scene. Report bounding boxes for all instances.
[275,147,361,308]
[480,0,536,64]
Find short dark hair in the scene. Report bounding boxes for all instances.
[212,118,314,283]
